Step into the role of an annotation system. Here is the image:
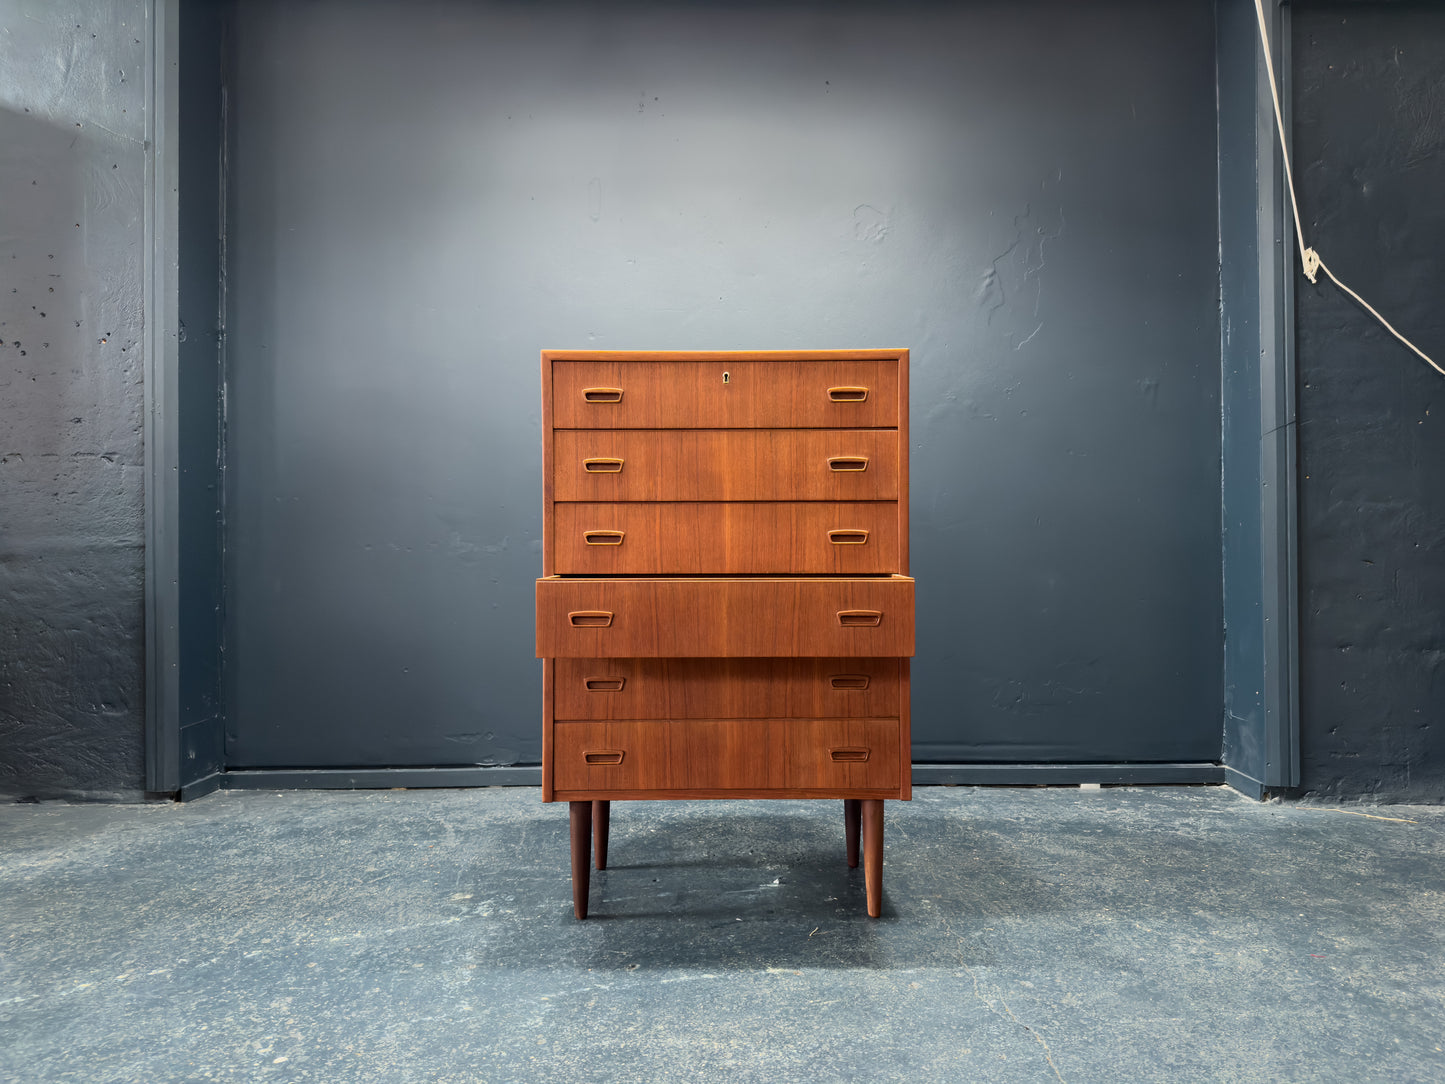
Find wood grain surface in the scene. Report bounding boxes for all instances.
[568,801,591,919]
[552,501,900,574]
[552,429,899,501]
[536,576,915,658]
[551,359,900,429]
[862,798,884,917]
[552,718,902,795]
[552,657,903,720]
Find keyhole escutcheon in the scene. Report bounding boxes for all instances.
[722,370,730,384]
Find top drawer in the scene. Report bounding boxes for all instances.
[551,359,900,429]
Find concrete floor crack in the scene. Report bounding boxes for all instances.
[953,938,1067,1083]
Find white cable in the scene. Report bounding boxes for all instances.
[1253,0,1444,379]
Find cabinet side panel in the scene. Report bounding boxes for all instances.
[900,657,912,799]
[898,349,910,576]
[897,352,912,797]
[541,657,555,801]
[541,352,556,577]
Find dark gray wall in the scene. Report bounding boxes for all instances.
[0,1,150,799]
[224,0,1224,770]
[1293,2,1445,800]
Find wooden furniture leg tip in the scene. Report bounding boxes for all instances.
[569,801,593,919]
[862,798,884,918]
[844,798,861,869]
[593,799,610,871]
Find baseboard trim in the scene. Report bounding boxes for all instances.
[193,762,1226,798]
[220,766,544,792]
[912,763,1225,786]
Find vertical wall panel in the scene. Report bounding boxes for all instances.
[175,0,227,785]
[0,1,150,797]
[1218,0,1269,788]
[1293,2,1445,800]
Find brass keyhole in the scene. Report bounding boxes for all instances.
[722,371,730,384]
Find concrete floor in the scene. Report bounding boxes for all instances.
[1,786,1442,1083]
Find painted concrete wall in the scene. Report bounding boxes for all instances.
[0,0,150,798]
[1293,2,1445,801]
[222,0,1224,770]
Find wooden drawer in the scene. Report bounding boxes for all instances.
[551,359,899,429]
[552,502,900,575]
[552,718,902,797]
[553,429,899,501]
[536,576,915,658]
[553,658,902,720]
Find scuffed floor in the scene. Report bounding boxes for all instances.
[1,786,1442,1083]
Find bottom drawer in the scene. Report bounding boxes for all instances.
[551,718,901,799]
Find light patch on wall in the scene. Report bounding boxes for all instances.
[853,204,889,244]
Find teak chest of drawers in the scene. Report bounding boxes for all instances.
[536,349,914,918]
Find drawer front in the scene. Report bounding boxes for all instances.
[553,430,898,502]
[553,658,902,720]
[552,502,900,575]
[552,718,901,796]
[552,359,899,429]
[536,577,915,658]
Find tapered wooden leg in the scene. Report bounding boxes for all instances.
[569,801,592,919]
[843,799,861,868]
[593,800,610,871]
[861,799,884,918]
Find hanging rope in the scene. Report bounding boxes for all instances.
[1253,0,1443,378]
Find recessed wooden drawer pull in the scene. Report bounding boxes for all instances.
[568,611,614,627]
[584,677,626,692]
[830,748,871,763]
[582,387,623,403]
[828,456,869,472]
[828,386,869,402]
[830,674,871,690]
[837,610,883,627]
[583,457,624,473]
[583,750,625,765]
[584,530,625,546]
[828,529,869,545]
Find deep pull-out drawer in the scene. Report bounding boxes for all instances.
[553,430,899,501]
[536,577,914,658]
[551,718,902,798]
[552,502,900,575]
[553,658,903,720]
[551,359,900,429]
